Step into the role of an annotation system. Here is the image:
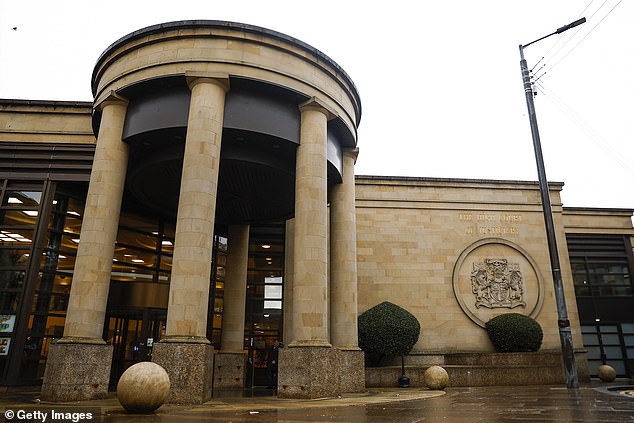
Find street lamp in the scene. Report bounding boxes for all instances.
[519,17,586,389]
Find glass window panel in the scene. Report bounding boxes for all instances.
[603,346,623,359]
[589,264,611,274]
[0,291,20,314]
[608,263,629,273]
[215,265,225,282]
[113,248,157,268]
[213,298,223,314]
[116,228,159,252]
[612,286,633,296]
[622,324,634,334]
[588,360,601,375]
[600,334,620,344]
[0,227,34,243]
[217,236,228,254]
[263,300,282,309]
[582,334,599,345]
[4,191,41,206]
[623,335,634,347]
[61,215,82,237]
[160,239,173,254]
[1,210,39,227]
[0,249,30,267]
[40,251,75,273]
[110,263,155,282]
[31,293,69,314]
[264,285,282,300]
[118,213,158,234]
[573,285,591,296]
[596,274,627,285]
[159,254,172,272]
[627,348,634,358]
[599,325,619,333]
[605,360,626,375]
[214,282,224,297]
[58,197,84,218]
[581,325,598,333]
[572,273,588,285]
[48,294,69,313]
[157,271,170,284]
[585,346,602,359]
[570,262,586,273]
[212,313,222,329]
[0,269,26,290]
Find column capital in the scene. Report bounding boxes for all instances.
[343,147,360,163]
[299,96,338,120]
[94,91,128,112]
[185,71,230,93]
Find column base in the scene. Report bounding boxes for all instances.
[278,347,342,399]
[152,342,214,404]
[338,349,366,393]
[213,352,246,390]
[41,342,113,402]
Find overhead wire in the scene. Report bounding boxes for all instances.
[532,0,622,82]
[545,0,607,62]
[532,79,634,177]
[547,0,623,73]
[529,0,597,75]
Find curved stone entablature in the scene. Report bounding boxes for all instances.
[90,21,361,221]
[91,20,360,144]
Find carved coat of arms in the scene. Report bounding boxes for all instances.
[471,258,526,309]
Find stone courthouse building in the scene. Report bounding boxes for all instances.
[0,21,632,403]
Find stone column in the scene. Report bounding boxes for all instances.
[330,148,365,392]
[278,97,342,399]
[152,72,229,404]
[41,91,128,401]
[214,224,249,390]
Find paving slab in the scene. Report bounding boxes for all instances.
[1,383,633,422]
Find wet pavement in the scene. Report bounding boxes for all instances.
[1,383,633,422]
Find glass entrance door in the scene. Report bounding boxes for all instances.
[105,309,166,387]
[244,224,284,388]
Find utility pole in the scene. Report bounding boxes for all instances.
[519,17,586,389]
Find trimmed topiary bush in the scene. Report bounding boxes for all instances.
[485,313,543,352]
[358,301,421,366]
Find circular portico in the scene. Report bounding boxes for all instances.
[41,21,362,402]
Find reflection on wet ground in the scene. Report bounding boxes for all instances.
[2,383,633,422]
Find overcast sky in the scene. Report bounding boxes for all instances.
[1,1,632,211]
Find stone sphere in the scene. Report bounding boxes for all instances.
[597,364,617,382]
[424,365,449,390]
[117,362,170,413]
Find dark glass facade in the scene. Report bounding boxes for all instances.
[0,178,285,386]
[568,234,634,377]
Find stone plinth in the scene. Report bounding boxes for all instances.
[152,342,214,404]
[278,347,341,399]
[365,351,590,387]
[338,349,365,393]
[214,352,246,390]
[41,342,113,402]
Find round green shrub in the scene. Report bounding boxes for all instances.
[358,301,421,366]
[485,313,543,352]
